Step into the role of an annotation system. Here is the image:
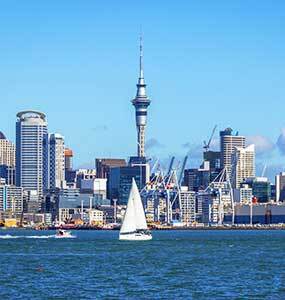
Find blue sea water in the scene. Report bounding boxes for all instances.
[0,230,284,299]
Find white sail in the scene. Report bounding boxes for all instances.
[119,178,152,241]
[132,179,148,230]
[120,183,136,234]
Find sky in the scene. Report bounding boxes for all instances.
[1,1,285,179]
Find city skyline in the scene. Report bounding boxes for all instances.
[1,1,285,179]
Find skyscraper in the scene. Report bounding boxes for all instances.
[0,131,16,185]
[0,131,15,167]
[220,128,245,176]
[132,37,151,158]
[43,133,65,191]
[232,144,255,189]
[64,148,73,171]
[16,111,48,200]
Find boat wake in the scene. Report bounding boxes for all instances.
[0,234,75,239]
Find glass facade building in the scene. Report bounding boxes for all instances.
[16,111,48,200]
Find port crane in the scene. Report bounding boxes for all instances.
[203,125,217,152]
[140,155,188,224]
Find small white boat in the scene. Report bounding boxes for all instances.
[119,178,152,241]
[55,229,73,238]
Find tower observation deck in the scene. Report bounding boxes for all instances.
[132,37,151,158]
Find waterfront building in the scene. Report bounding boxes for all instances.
[0,183,23,212]
[220,128,245,176]
[57,188,110,224]
[233,203,285,224]
[16,111,48,200]
[0,131,15,167]
[233,184,253,204]
[88,209,104,226]
[198,181,233,225]
[25,190,42,213]
[131,37,151,158]
[180,187,196,225]
[243,177,271,203]
[43,133,66,191]
[232,144,255,189]
[95,158,126,179]
[275,172,285,202]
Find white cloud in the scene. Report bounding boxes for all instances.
[246,135,275,156]
[276,128,285,155]
[145,138,165,150]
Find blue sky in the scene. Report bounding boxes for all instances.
[1,1,285,177]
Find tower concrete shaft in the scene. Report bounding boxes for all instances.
[132,37,151,157]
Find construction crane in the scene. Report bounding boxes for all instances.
[261,164,267,177]
[203,125,217,152]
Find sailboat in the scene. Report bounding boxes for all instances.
[119,178,152,241]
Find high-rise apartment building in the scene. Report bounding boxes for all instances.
[220,128,245,176]
[232,144,255,189]
[43,133,65,191]
[0,131,15,167]
[16,111,48,200]
[180,187,196,225]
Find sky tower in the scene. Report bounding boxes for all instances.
[132,37,151,158]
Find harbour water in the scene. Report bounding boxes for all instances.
[0,230,284,299]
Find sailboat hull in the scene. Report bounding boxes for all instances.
[119,233,152,241]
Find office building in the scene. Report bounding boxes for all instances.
[203,151,221,169]
[220,128,245,176]
[95,158,126,179]
[43,133,65,191]
[233,184,253,204]
[64,148,73,171]
[0,131,15,167]
[80,178,107,198]
[232,144,255,189]
[108,165,147,205]
[58,188,109,224]
[64,148,76,185]
[0,184,23,212]
[131,37,151,157]
[0,165,15,185]
[16,111,48,201]
[244,177,271,203]
[184,162,211,192]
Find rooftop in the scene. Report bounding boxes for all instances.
[0,131,7,140]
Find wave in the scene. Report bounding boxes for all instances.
[0,234,75,239]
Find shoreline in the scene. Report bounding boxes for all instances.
[1,226,285,231]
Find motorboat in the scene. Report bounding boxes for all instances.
[55,229,73,238]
